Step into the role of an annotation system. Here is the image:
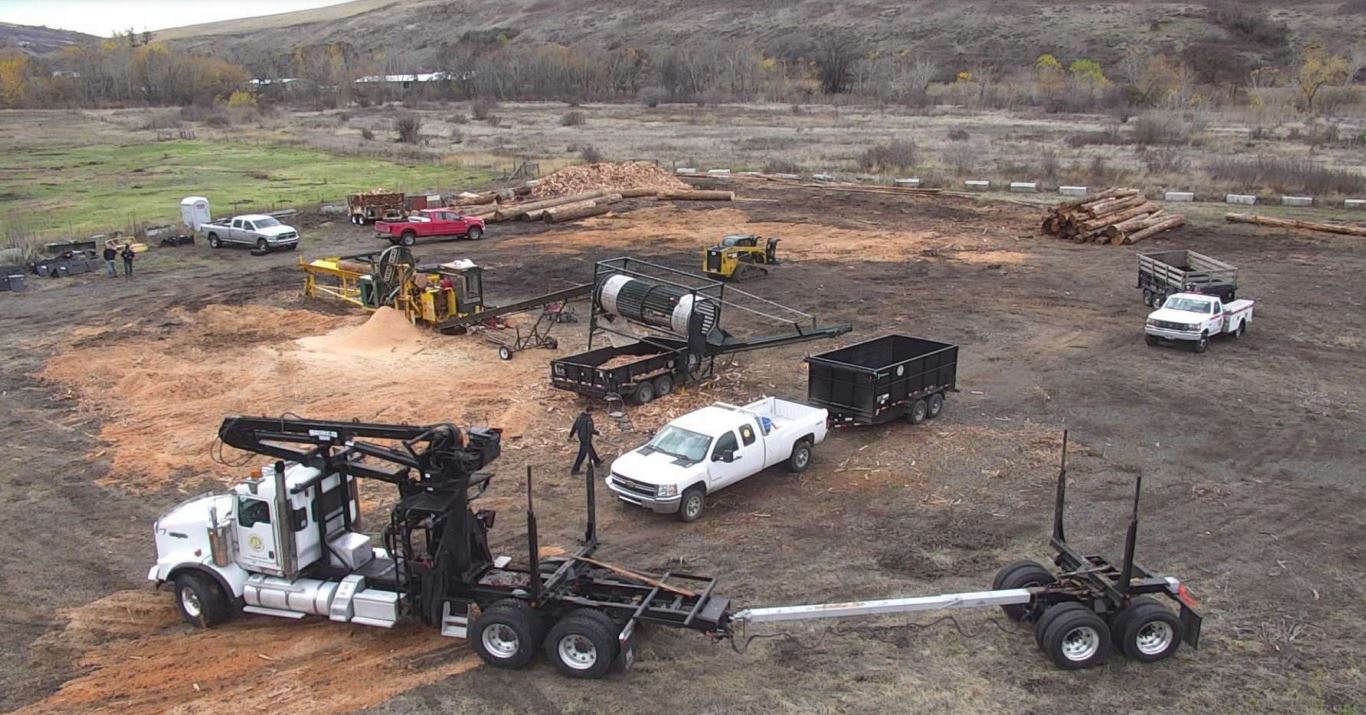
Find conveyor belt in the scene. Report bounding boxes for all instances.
[436,283,593,331]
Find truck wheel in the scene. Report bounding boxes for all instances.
[545,609,620,679]
[498,345,513,361]
[207,233,221,249]
[909,399,928,424]
[467,226,484,241]
[1231,321,1244,339]
[1142,290,1152,306]
[1033,601,1091,649]
[1114,600,1184,663]
[926,393,945,419]
[256,238,268,253]
[172,571,231,628]
[1039,607,1111,670]
[653,374,673,398]
[633,381,655,405]
[1195,332,1209,353]
[787,440,812,473]
[992,561,1056,621]
[472,599,545,669]
[401,231,416,246]
[678,486,705,522]
[1145,334,1158,346]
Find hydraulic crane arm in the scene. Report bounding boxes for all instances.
[217,415,501,492]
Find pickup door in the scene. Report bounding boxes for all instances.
[230,218,255,244]
[706,419,768,491]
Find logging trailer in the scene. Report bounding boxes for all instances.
[151,419,1201,678]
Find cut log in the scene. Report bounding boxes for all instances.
[1122,215,1186,244]
[494,191,607,221]
[544,203,613,223]
[1054,187,1137,212]
[1225,213,1366,237]
[454,202,497,216]
[1078,202,1160,232]
[526,194,622,221]
[657,189,735,201]
[1082,194,1147,218]
[619,188,659,199]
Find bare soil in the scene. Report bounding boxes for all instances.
[3,180,1365,714]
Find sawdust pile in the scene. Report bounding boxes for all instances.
[39,304,566,493]
[530,161,687,199]
[18,590,479,715]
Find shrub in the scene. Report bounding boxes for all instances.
[857,140,918,172]
[638,86,667,108]
[394,114,422,144]
[450,128,464,144]
[763,159,803,175]
[471,98,498,121]
[580,145,604,163]
[560,111,586,127]
[947,128,970,141]
[337,112,351,123]
[1207,157,1366,195]
[360,127,375,141]
[942,143,976,175]
[1139,147,1191,174]
[1039,148,1060,180]
[1131,115,1194,146]
[1067,127,1127,147]
[226,90,256,108]
[449,112,467,124]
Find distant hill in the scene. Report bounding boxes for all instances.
[0,22,97,55]
[154,0,1364,71]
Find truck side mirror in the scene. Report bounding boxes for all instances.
[720,450,736,463]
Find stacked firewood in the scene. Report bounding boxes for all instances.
[1042,188,1185,245]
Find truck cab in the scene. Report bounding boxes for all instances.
[606,397,827,522]
[1145,292,1254,353]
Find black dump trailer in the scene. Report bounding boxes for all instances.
[1137,250,1237,308]
[549,337,701,405]
[806,335,958,426]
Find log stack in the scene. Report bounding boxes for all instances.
[1041,188,1185,245]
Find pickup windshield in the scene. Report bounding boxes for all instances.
[647,426,711,462]
[1164,297,1213,313]
[253,217,281,228]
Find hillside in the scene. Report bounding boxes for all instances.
[0,22,97,55]
[156,0,1364,71]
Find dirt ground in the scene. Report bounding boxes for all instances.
[2,181,1364,714]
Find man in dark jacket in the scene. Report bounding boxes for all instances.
[103,245,117,277]
[568,406,602,475]
[120,244,135,278]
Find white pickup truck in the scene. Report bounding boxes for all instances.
[605,397,828,522]
[200,214,300,252]
[1145,292,1254,353]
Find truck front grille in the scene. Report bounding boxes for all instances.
[1154,320,1194,331]
[610,473,657,498]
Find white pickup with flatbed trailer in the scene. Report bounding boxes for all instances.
[606,397,827,521]
[1145,292,1254,352]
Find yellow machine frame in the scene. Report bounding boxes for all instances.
[702,235,780,282]
[300,250,486,328]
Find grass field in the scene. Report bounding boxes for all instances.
[0,138,488,236]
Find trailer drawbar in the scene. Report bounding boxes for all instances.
[150,419,1200,678]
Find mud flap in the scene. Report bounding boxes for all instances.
[613,620,638,674]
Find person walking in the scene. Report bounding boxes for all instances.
[121,243,135,278]
[103,244,117,277]
[568,405,602,475]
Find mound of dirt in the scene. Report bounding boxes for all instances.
[296,306,425,356]
[530,161,688,199]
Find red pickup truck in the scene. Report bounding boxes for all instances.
[374,209,486,246]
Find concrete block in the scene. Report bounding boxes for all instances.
[1059,186,1088,196]
[1226,194,1257,205]
[1010,182,1038,193]
[706,169,731,175]
[1346,199,1366,209]
[1280,196,1313,207]
[964,180,990,190]
[738,171,762,176]
[675,167,696,175]
[812,174,835,182]
[1164,191,1195,202]
[773,173,800,180]
[894,178,922,187]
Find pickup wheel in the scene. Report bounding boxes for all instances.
[1142,289,1153,306]
[678,486,705,522]
[1145,334,1158,346]
[400,230,416,246]
[172,571,231,628]
[787,440,812,473]
[207,233,221,249]
[472,599,545,670]
[633,381,655,405]
[909,399,928,424]
[545,609,619,679]
[926,392,945,419]
[1195,332,1209,353]
[1231,320,1245,339]
[256,238,268,252]
[467,226,484,241]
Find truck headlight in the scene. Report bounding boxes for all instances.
[657,484,677,498]
[1146,319,1158,327]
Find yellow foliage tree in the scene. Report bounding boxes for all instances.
[0,49,30,108]
[1296,46,1350,112]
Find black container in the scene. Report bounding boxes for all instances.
[806,335,958,426]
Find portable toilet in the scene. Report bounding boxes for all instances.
[180,197,211,231]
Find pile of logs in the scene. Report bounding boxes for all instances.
[1042,188,1185,245]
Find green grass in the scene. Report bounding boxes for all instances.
[0,139,488,236]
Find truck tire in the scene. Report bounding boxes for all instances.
[1039,606,1111,670]
[1142,290,1152,306]
[545,609,620,679]
[992,561,1056,621]
[256,238,268,253]
[467,226,484,241]
[207,233,221,249]
[926,393,945,419]
[172,571,231,628]
[1032,601,1091,649]
[653,374,673,398]
[1145,334,1158,346]
[1231,320,1245,339]
[472,599,545,670]
[633,381,655,405]
[498,345,513,361]
[401,230,416,246]
[1114,600,1184,663]
[787,440,812,473]
[1195,332,1209,353]
[909,399,928,424]
[678,486,705,522]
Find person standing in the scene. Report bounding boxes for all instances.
[103,244,117,277]
[568,405,602,475]
[121,243,135,278]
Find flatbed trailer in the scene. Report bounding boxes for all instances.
[1138,249,1237,308]
[806,335,959,426]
